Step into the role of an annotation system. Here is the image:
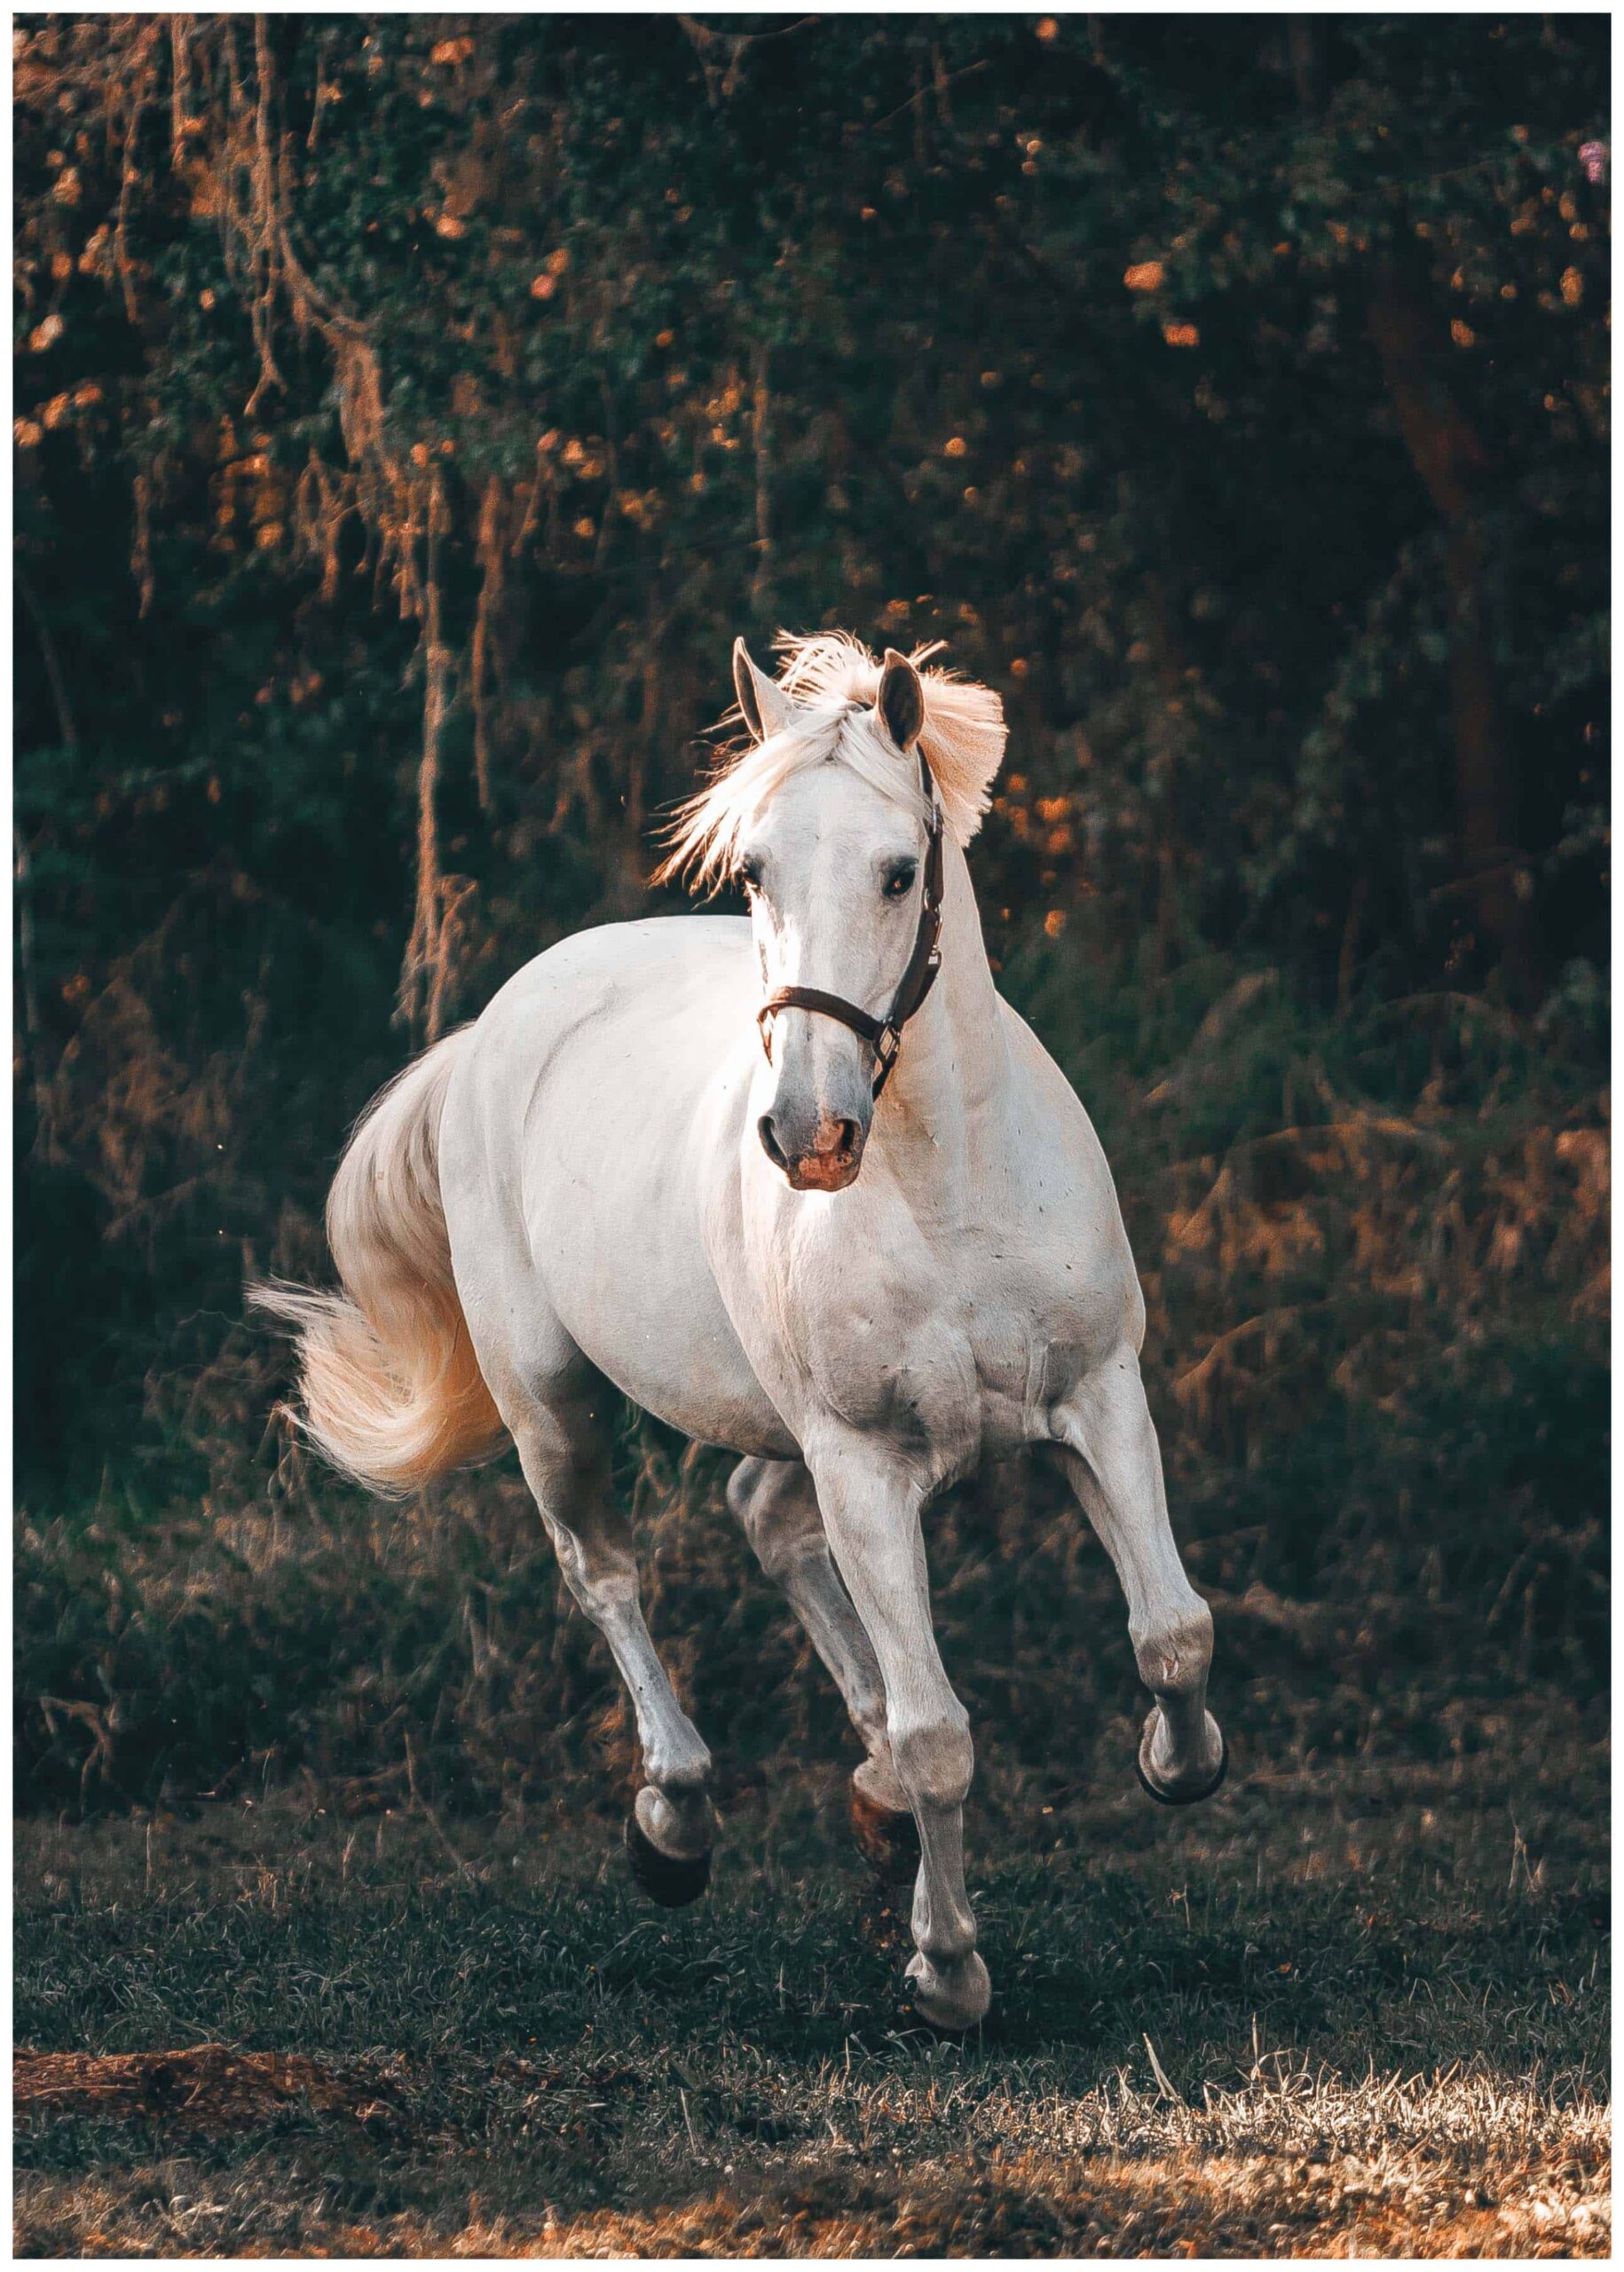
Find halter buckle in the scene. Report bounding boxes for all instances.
[872,1024,901,1083]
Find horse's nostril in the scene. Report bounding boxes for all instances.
[832,1118,860,1157]
[757,1114,788,1170]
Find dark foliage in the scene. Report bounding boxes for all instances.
[12,15,1608,1814]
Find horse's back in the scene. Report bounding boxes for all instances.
[453,913,753,1140]
[484,910,751,1041]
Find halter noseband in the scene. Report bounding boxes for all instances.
[754,743,945,1100]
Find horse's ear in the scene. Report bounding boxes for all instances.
[876,648,925,753]
[732,637,791,743]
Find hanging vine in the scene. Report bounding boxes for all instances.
[25,14,512,1042]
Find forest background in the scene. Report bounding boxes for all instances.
[13,13,1609,1825]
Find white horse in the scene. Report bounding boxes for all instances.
[259,632,1223,2031]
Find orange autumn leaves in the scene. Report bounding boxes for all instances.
[1125,258,1200,348]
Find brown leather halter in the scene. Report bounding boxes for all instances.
[755,744,945,1100]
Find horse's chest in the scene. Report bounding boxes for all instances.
[792,1246,1100,1471]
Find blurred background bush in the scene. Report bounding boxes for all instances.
[13,14,1608,1818]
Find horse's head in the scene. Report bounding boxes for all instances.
[732,641,932,1191]
[656,632,1007,1195]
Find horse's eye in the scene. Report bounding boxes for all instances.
[882,861,918,899]
[738,858,763,895]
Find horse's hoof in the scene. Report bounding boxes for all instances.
[1136,1715,1228,1807]
[850,1781,920,1884]
[906,1949,991,2032]
[624,1812,712,1907]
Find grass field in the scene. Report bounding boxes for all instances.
[15,1707,1608,2260]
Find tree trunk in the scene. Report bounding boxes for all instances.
[1145,575,1190,973]
[750,340,774,614]
[1368,262,1535,1003]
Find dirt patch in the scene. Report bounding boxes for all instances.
[13,2047,401,2137]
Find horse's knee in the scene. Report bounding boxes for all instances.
[544,1511,637,1610]
[1133,1603,1213,1699]
[892,1708,973,1810]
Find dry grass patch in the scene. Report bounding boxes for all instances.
[14,2047,405,2138]
[13,2073,1607,2258]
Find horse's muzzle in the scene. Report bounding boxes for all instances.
[758,1110,865,1192]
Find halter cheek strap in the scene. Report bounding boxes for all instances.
[755,745,945,1100]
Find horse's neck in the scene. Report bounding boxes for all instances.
[880,832,1010,1175]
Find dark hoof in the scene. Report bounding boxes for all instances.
[850,1782,920,1884]
[1136,1730,1228,1808]
[624,1812,712,1907]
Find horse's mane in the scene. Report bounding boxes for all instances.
[654,632,1007,889]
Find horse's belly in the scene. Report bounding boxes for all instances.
[573,1323,797,1457]
[550,1218,798,1457]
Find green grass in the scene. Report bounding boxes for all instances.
[14,1725,1609,2258]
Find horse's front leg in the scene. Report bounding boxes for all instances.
[808,1436,989,2030]
[1054,1345,1225,1803]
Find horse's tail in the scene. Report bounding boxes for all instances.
[251,1030,504,1495]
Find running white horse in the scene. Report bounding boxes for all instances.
[259,633,1223,2030]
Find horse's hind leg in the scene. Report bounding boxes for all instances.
[727,1457,918,1879]
[510,1376,714,1902]
[1054,1346,1225,1804]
